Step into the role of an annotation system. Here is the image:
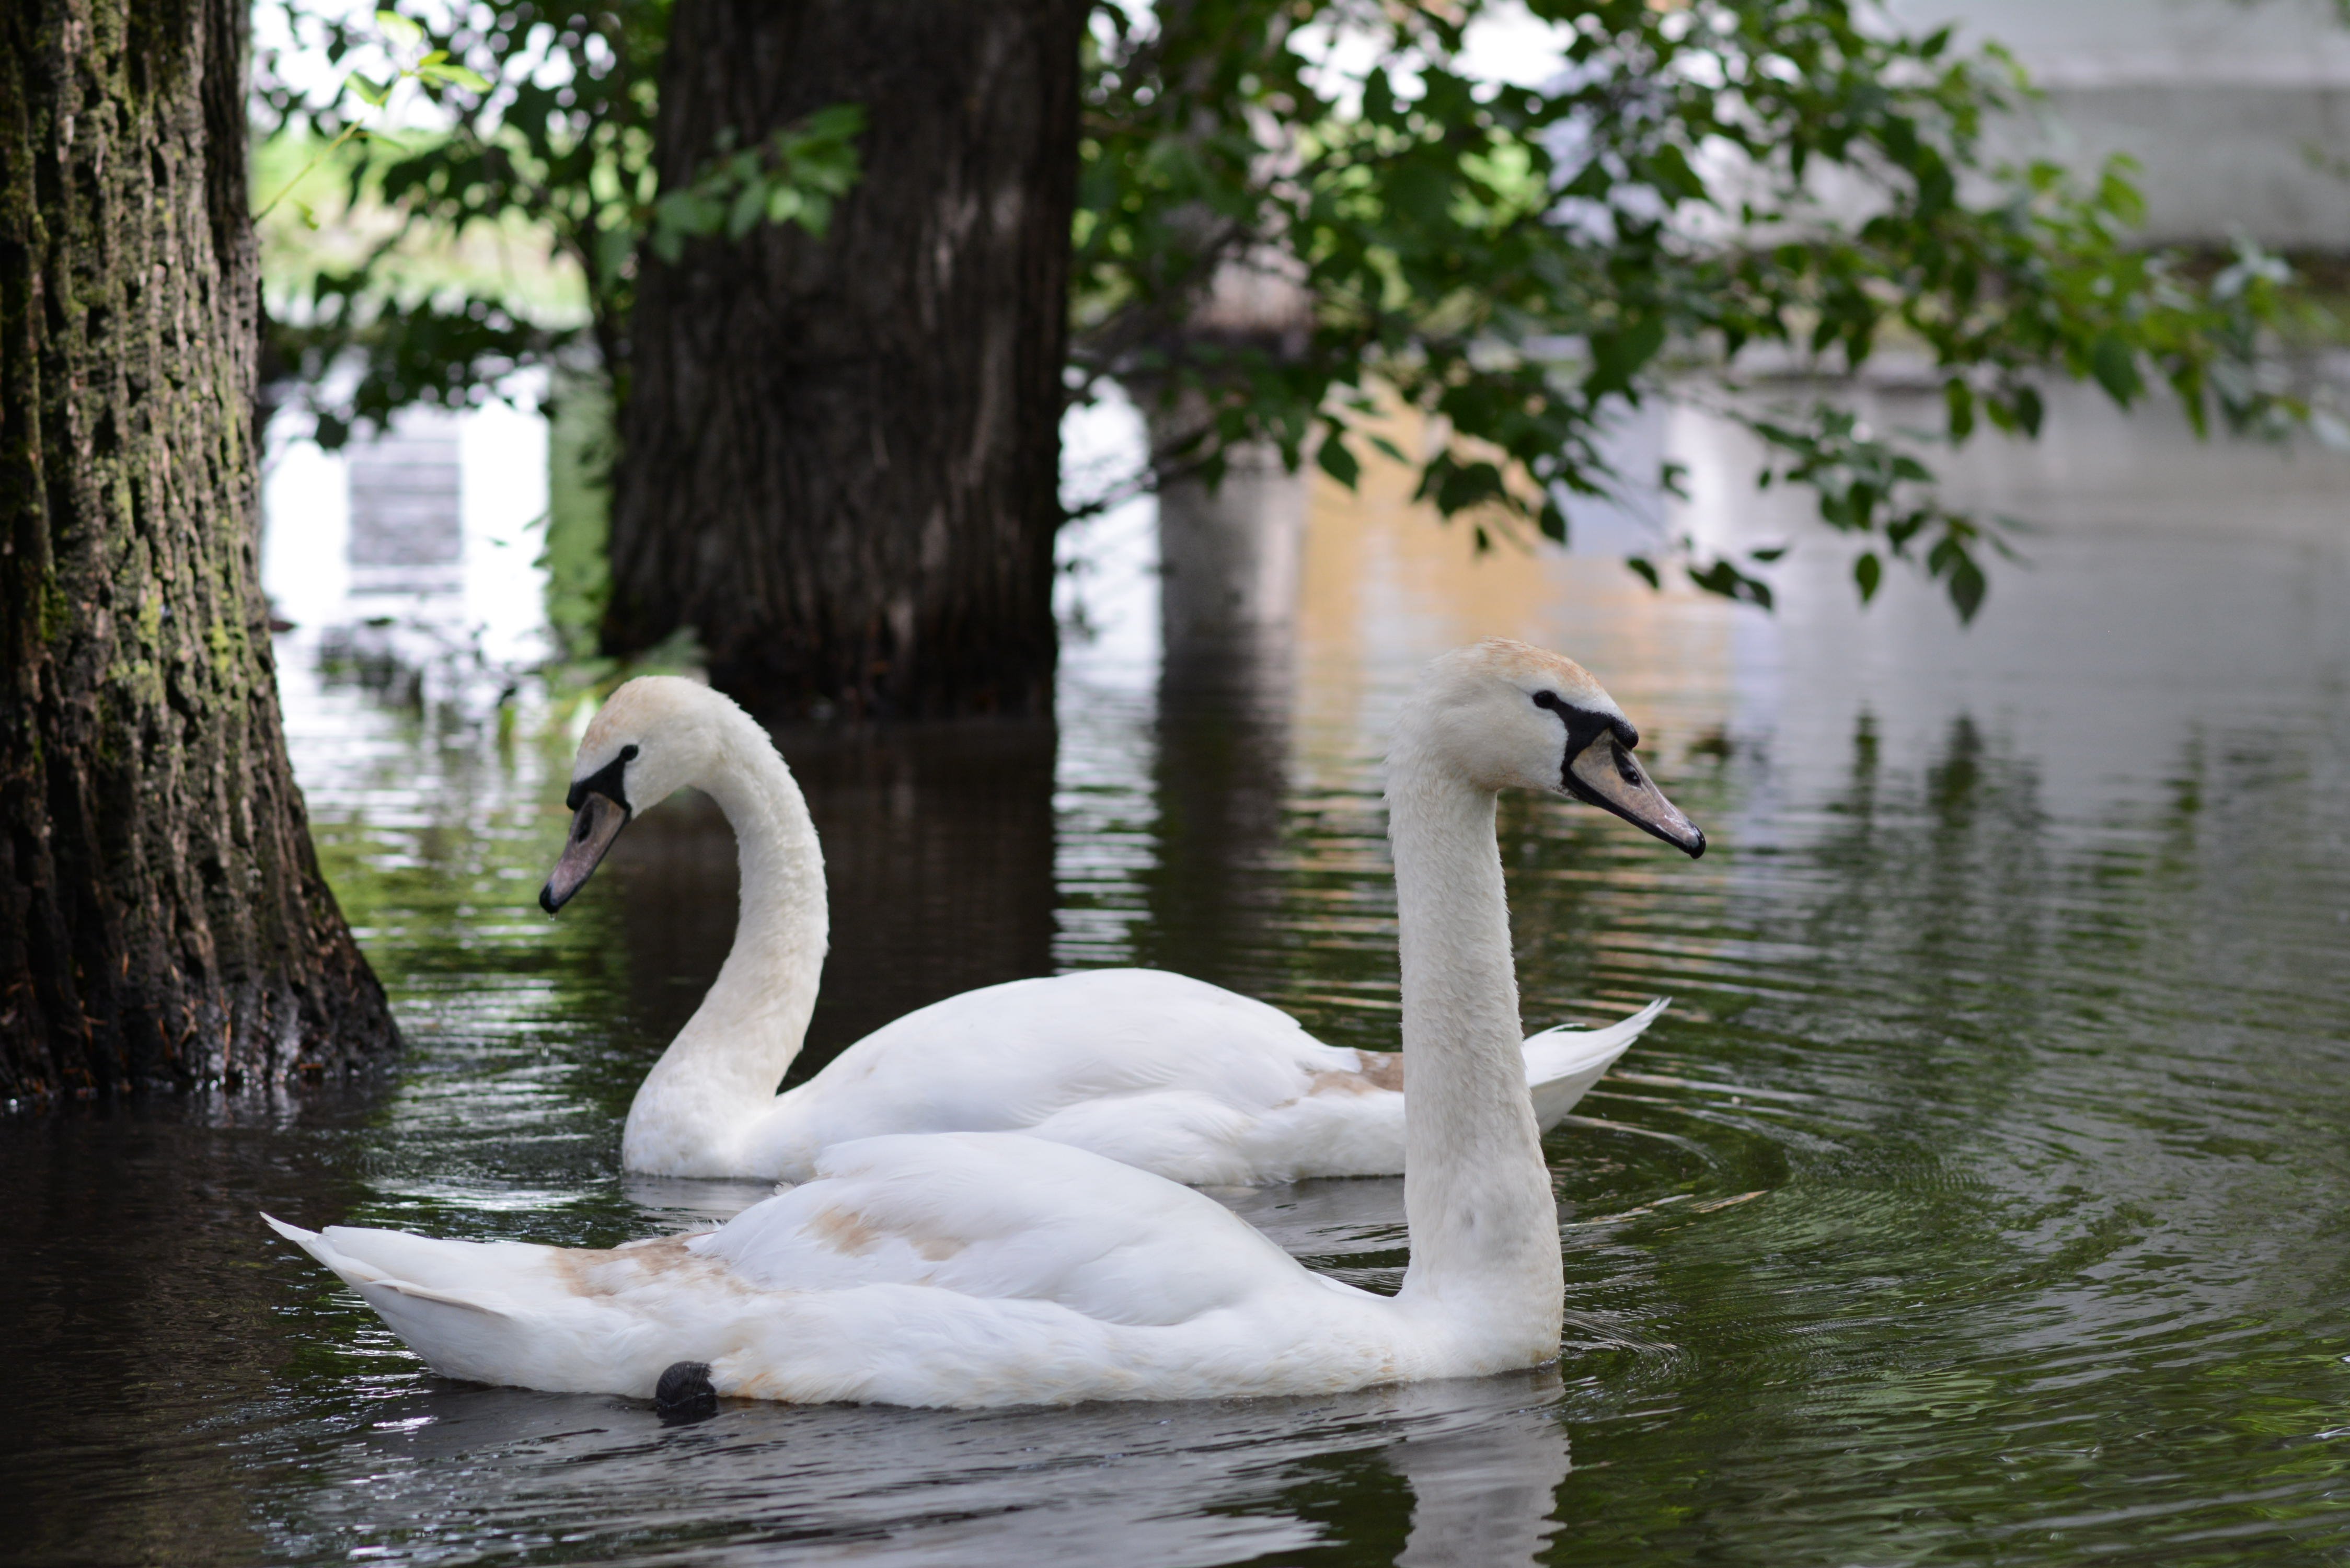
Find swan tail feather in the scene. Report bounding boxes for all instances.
[264,1214,744,1396]
[1523,998,1667,1128]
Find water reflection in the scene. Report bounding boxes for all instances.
[1388,1400,1571,1568]
[238,1370,1572,1567]
[1142,653,1298,1002]
[3,381,2348,1564]
[598,720,1061,1078]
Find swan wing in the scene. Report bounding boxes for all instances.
[1522,997,1667,1128]
[266,1135,1393,1408]
[700,1132,1340,1321]
[761,979,1664,1185]
[779,970,1351,1137]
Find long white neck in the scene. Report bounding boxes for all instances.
[621,718,827,1175]
[1387,731,1564,1366]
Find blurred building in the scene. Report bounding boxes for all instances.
[1898,0,2350,248]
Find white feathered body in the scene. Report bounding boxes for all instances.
[714,970,1661,1187]
[270,1133,1519,1408]
[273,644,1697,1411]
[578,684,1656,1186]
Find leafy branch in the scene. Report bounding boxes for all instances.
[255,1,860,446]
[253,10,490,223]
[647,107,865,263]
[254,0,2320,621]
[1074,0,2312,621]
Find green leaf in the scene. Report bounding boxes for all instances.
[800,103,867,142]
[1644,144,1708,205]
[1626,556,1661,591]
[1943,378,1974,443]
[1316,434,1361,490]
[1948,555,1987,622]
[1854,551,1882,603]
[728,181,767,239]
[417,61,492,93]
[375,10,424,48]
[1586,316,1666,397]
[347,74,390,107]
[1687,558,1774,610]
[2090,333,2142,407]
[2014,386,2045,439]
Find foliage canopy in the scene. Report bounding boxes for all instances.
[257,0,2310,621]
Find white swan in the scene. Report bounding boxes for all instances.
[269,638,1703,1408]
[528,673,1668,1185]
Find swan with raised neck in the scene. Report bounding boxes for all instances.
[537,665,1692,1186]
[543,678,827,1174]
[272,639,1705,1406]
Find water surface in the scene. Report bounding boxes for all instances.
[3,386,2348,1565]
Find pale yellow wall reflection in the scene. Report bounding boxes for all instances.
[1291,403,1748,797]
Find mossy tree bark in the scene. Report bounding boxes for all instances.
[605,0,1086,719]
[0,0,397,1104]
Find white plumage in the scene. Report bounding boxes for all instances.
[272,639,1706,1408]
[531,675,1665,1184]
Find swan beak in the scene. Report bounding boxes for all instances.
[542,793,631,913]
[1564,735,1706,858]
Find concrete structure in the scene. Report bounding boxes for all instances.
[1896,0,2350,247]
[345,421,464,597]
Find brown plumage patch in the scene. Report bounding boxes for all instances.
[553,1237,729,1297]
[810,1205,965,1262]
[809,1206,883,1256]
[1307,1051,1404,1098]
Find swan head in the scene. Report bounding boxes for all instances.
[1407,639,1705,857]
[540,677,747,913]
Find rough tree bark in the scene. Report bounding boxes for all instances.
[0,0,397,1104]
[606,0,1086,718]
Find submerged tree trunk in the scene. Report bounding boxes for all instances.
[0,0,397,1103]
[606,0,1085,718]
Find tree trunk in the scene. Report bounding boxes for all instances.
[0,0,398,1104]
[606,0,1086,718]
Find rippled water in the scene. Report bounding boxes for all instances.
[4,386,2348,1565]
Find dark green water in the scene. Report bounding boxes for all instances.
[4,391,2349,1564]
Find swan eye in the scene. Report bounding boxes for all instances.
[620,745,640,762]
[1531,690,1564,713]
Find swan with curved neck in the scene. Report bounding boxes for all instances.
[536,671,1685,1185]
[270,640,1703,1407]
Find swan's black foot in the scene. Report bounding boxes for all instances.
[654,1361,719,1425]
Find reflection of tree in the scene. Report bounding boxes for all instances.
[1136,653,1294,997]
[0,1106,375,1562]
[787,721,1058,1070]
[1531,704,2350,1562]
[603,721,1059,1086]
[1135,458,1304,998]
